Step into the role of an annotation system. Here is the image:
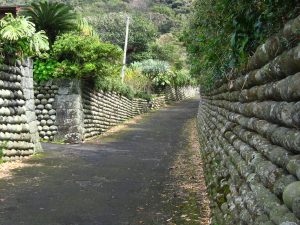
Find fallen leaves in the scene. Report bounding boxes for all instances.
[161,118,211,225]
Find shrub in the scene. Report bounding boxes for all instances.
[171,69,196,87]
[95,76,135,99]
[184,0,300,88]
[89,13,158,62]
[124,67,152,94]
[131,59,172,88]
[150,33,186,70]
[33,59,59,81]
[51,33,122,79]
[0,14,49,63]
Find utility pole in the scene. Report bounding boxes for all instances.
[121,16,130,83]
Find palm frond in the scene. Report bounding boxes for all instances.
[22,1,77,43]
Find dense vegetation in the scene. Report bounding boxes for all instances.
[2,0,194,99]
[184,0,300,89]
[3,0,299,92]
[0,13,49,63]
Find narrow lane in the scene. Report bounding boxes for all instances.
[0,99,202,225]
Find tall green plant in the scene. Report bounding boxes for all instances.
[22,1,77,44]
[131,59,172,88]
[89,13,158,62]
[48,33,121,79]
[0,13,49,62]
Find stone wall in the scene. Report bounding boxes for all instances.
[149,95,166,109]
[0,61,41,161]
[82,84,150,140]
[34,81,58,141]
[165,86,199,103]
[33,79,198,143]
[197,16,300,225]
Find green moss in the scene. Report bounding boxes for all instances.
[165,191,203,225]
[31,152,47,159]
[0,141,8,163]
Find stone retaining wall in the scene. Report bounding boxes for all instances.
[165,86,199,102]
[82,83,150,140]
[0,60,41,161]
[33,79,198,143]
[197,15,300,225]
[34,81,58,141]
[149,95,166,109]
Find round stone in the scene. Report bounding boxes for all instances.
[50,125,57,131]
[36,94,44,99]
[49,109,56,115]
[42,109,48,115]
[41,99,48,105]
[48,98,55,104]
[36,104,44,110]
[37,115,44,120]
[40,120,47,126]
[45,104,52,110]
[283,181,300,210]
[47,120,54,125]
[43,125,50,131]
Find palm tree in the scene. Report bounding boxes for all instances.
[22,1,77,44]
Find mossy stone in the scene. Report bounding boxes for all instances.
[283,181,300,210]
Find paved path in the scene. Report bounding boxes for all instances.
[0,99,200,225]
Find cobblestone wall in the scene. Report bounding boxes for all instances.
[33,79,198,142]
[149,95,166,109]
[82,84,150,139]
[197,16,300,225]
[165,86,199,103]
[34,81,58,141]
[0,61,40,161]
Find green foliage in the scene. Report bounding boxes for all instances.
[150,33,186,70]
[148,5,176,33]
[130,58,194,89]
[95,76,135,99]
[134,92,152,101]
[124,67,152,94]
[51,33,122,79]
[76,16,98,37]
[171,69,196,87]
[89,13,158,63]
[131,59,172,88]
[151,4,176,18]
[22,1,77,44]
[0,141,7,163]
[184,0,299,89]
[33,58,59,81]
[0,14,49,62]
